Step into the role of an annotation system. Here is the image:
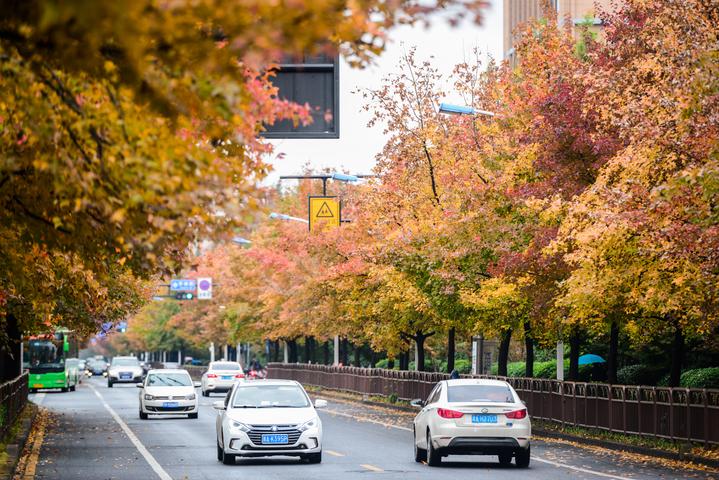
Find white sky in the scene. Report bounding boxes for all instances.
[265,0,503,185]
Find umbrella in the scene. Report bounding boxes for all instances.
[578,354,605,365]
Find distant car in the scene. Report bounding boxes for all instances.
[85,359,106,376]
[214,380,326,465]
[138,369,199,420]
[162,362,180,369]
[411,379,531,468]
[107,356,144,387]
[65,358,81,385]
[201,361,245,397]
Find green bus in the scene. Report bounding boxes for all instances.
[23,328,78,393]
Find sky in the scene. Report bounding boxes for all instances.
[265,0,504,186]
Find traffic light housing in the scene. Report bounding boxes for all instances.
[174,292,194,301]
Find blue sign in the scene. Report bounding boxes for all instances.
[170,279,197,291]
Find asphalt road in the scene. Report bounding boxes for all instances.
[23,377,716,480]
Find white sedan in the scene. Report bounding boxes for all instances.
[201,361,245,396]
[138,369,199,419]
[411,378,531,467]
[214,380,326,465]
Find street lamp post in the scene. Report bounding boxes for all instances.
[438,102,496,118]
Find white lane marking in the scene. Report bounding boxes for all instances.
[33,393,46,406]
[325,449,345,457]
[533,456,636,480]
[361,463,384,472]
[323,408,412,432]
[325,408,640,480]
[88,384,172,480]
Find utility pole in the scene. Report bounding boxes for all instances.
[333,335,339,366]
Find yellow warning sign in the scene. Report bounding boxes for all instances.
[309,196,340,231]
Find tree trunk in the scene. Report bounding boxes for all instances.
[415,333,427,371]
[669,321,684,387]
[607,320,619,384]
[323,341,330,365]
[340,338,349,366]
[497,329,512,377]
[524,321,534,378]
[387,357,395,370]
[399,350,409,370]
[304,336,313,364]
[369,349,376,368]
[0,313,21,381]
[353,343,361,367]
[273,340,280,362]
[446,327,456,373]
[568,328,581,381]
[288,339,298,363]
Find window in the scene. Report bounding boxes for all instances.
[263,52,339,139]
[447,384,515,403]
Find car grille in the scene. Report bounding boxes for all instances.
[247,424,301,446]
[146,406,193,412]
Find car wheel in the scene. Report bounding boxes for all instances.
[60,387,68,392]
[413,428,426,463]
[108,380,113,388]
[306,452,322,464]
[70,385,76,392]
[426,431,441,466]
[29,389,36,394]
[515,445,531,468]
[202,390,208,397]
[221,449,236,465]
[498,452,512,465]
[188,412,198,419]
[217,443,223,462]
[139,410,148,420]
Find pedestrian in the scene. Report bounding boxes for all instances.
[450,369,460,379]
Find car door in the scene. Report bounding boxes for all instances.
[416,383,441,446]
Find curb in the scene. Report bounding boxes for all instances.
[310,386,719,471]
[0,403,38,480]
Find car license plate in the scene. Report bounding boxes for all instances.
[120,373,131,379]
[162,401,179,408]
[261,434,289,445]
[33,383,43,388]
[221,375,232,380]
[472,414,497,424]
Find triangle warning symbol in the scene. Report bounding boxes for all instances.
[316,201,334,218]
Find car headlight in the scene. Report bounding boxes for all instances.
[230,421,251,432]
[298,417,319,432]
[144,394,154,400]
[185,393,196,400]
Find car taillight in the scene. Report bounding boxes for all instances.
[207,373,217,378]
[437,408,464,419]
[235,373,245,378]
[505,408,527,419]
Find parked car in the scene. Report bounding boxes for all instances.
[214,379,326,465]
[201,361,245,397]
[138,369,199,420]
[411,378,531,467]
[107,356,144,387]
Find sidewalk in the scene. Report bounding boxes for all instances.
[0,403,37,480]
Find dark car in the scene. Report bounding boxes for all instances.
[86,358,107,376]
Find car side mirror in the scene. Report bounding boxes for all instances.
[193,382,201,388]
[410,398,425,408]
[314,399,328,409]
[136,384,143,388]
[212,400,226,410]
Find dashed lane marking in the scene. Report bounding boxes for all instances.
[325,449,345,457]
[361,463,384,472]
[88,383,173,480]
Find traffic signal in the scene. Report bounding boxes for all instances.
[174,292,194,301]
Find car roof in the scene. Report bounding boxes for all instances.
[444,378,512,387]
[210,361,241,366]
[113,356,137,359]
[147,369,190,374]
[235,379,299,387]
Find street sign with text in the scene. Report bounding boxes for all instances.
[170,279,196,291]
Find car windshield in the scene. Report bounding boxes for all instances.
[147,373,192,387]
[113,358,139,366]
[232,385,310,408]
[447,385,515,403]
[211,362,240,371]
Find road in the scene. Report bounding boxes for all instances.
[21,377,715,480]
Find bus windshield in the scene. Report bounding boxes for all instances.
[25,336,66,373]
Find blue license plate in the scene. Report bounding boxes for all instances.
[221,375,232,380]
[162,401,179,408]
[472,414,497,424]
[120,373,131,379]
[261,434,289,445]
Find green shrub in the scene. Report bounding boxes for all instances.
[454,359,472,374]
[375,358,390,369]
[534,360,557,379]
[680,368,719,389]
[617,364,664,386]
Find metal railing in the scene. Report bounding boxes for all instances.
[267,363,719,446]
[0,372,28,440]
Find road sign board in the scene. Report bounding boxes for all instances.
[308,196,340,231]
[170,279,196,291]
[197,277,212,300]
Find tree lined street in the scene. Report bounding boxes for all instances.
[20,379,716,480]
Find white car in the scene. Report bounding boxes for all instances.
[201,361,245,396]
[107,356,144,387]
[137,369,199,419]
[214,380,327,465]
[411,378,531,467]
